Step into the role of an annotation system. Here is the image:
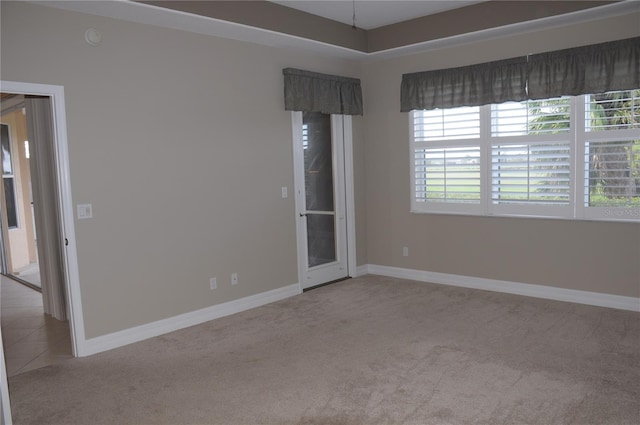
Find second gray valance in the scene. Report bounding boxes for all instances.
[283,68,363,115]
[401,37,640,111]
[527,37,640,100]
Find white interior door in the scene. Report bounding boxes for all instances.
[24,97,67,320]
[293,112,349,289]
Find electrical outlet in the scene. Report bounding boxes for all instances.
[210,277,217,290]
[231,273,238,285]
[402,246,409,257]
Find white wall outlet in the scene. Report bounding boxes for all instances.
[402,246,409,257]
[231,273,238,285]
[281,186,288,198]
[209,277,217,290]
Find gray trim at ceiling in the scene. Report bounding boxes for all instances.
[140,1,367,51]
[30,0,639,60]
[368,1,616,52]
[139,0,618,53]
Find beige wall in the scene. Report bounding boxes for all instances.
[0,2,363,338]
[1,2,638,342]
[362,13,640,298]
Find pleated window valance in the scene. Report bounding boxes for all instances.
[283,68,363,115]
[401,57,527,112]
[527,37,640,100]
[401,36,640,112]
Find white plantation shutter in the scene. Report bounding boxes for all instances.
[585,90,640,132]
[584,141,640,208]
[302,124,309,150]
[414,107,480,141]
[492,143,571,205]
[414,147,481,203]
[491,98,571,137]
[409,89,639,221]
[581,89,640,219]
[490,98,573,215]
[411,107,482,214]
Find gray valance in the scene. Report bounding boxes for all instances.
[401,37,640,111]
[283,68,363,115]
[401,57,527,112]
[527,37,640,100]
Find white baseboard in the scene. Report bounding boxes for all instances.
[354,264,369,277]
[361,264,640,312]
[77,267,638,357]
[79,283,301,357]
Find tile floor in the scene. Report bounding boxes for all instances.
[1,275,72,377]
[14,262,41,289]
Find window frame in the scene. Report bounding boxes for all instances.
[409,93,640,222]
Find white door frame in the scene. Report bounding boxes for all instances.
[291,112,356,289]
[0,80,85,357]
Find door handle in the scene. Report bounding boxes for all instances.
[299,212,307,217]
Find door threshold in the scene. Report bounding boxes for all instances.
[303,276,351,292]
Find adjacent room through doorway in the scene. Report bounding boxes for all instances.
[0,96,40,290]
[0,92,72,377]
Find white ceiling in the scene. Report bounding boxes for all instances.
[270,1,486,29]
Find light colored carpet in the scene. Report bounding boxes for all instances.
[7,275,640,424]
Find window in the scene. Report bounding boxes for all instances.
[582,91,640,220]
[410,90,640,221]
[412,106,482,215]
[0,124,18,228]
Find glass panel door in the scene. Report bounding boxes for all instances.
[303,112,337,268]
[295,112,348,289]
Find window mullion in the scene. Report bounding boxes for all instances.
[573,95,584,219]
[480,104,492,215]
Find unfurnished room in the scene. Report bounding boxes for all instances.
[0,1,639,424]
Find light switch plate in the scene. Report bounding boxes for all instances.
[77,203,93,219]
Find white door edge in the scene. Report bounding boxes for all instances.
[342,116,357,278]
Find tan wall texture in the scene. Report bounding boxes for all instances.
[1,2,638,342]
[362,12,640,298]
[0,2,364,338]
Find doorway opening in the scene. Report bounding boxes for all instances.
[0,92,72,376]
[0,95,41,291]
[0,85,82,380]
[0,81,84,422]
